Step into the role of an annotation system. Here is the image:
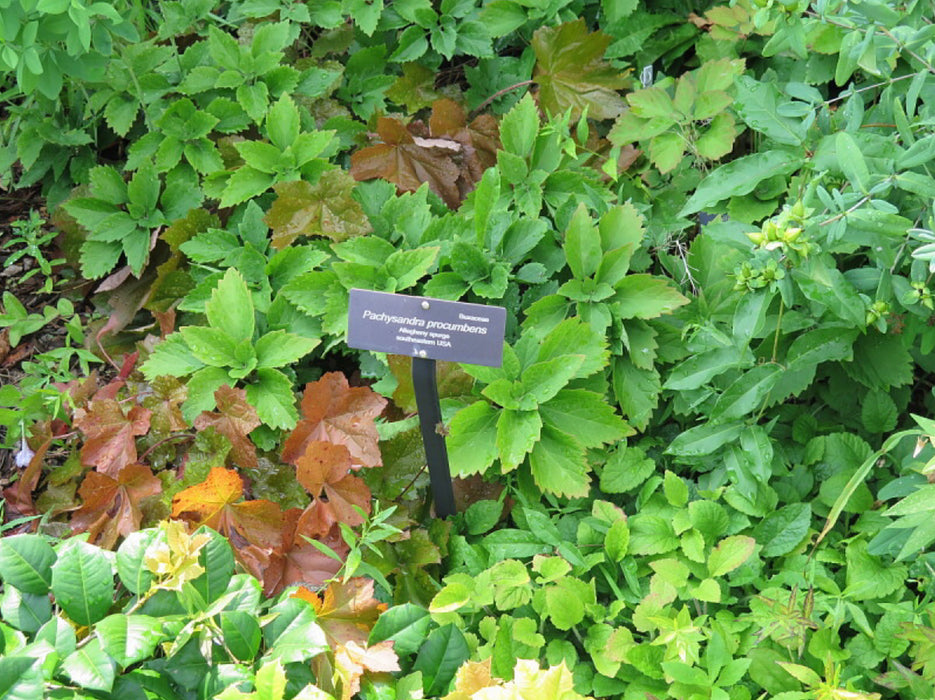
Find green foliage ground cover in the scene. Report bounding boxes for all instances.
[3,0,935,697]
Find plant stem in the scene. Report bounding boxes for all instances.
[472,80,535,115]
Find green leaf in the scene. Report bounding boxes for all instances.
[499,93,539,158]
[116,529,160,596]
[862,390,898,433]
[220,610,261,661]
[96,614,164,668]
[695,112,737,160]
[564,205,601,280]
[369,603,432,656]
[1,586,51,633]
[628,514,678,555]
[384,247,439,290]
[732,76,807,146]
[600,445,655,493]
[0,656,42,699]
[666,421,744,458]
[614,274,689,319]
[520,355,584,407]
[448,401,500,476]
[263,600,328,663]
[792,257,865,327]
[255,330,319,368]
[664,346,751,391]
[220,167,276,208]
[182,366,233,422]
[649,131,684,173]
[529,425,589,498]
[707,535,756,577]
[127,163,160,215]
[51,540,114,627]
[496,409,542,471]
[266,95,300,152]
[836,131,870,192]
[483,529,551,560]
[545,578,587,631]
[604,519,629,561]
[710,364,782,423]
[180,326,239,367]
[753,503,811,557]
[531,19,627,120]
[0,534,55,595]
[61,636,116,692]
[245,368,297,430]
[413,624,470,697]
[204,268,256,344]
[679,150,804,217]
[612,356,659,431]
[538,389,631,448]
[140,333,205,379]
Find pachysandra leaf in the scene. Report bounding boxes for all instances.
[529,425,589,498]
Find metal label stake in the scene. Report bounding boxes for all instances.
[346,289,506,518]
[412,357,456,517]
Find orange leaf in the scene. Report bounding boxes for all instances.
[71,464,162,548]
[281,372,387,469]
[194,386,261,469]
[74,399,151,477]
[172,467,283,548]
[350,116,462,208]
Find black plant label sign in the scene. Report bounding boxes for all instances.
[347,289,506,367]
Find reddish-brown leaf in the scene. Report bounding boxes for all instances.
[350,116,461,208]
[240,510,346,596]
[295,441,371,534]
[71,464,162,548]
[428,99,500,191]
[172,467,283,548]
[74,399,152,476]
[194,386,261,469]
[281,372,387,468]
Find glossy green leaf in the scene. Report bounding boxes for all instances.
[96,614,165,668]
[51,540,114,627]
[369,603,432,656]
[413,624,470,697]
[61,636,116,692]
[0,534,55,595]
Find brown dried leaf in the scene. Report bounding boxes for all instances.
[281,372,387,468]
[75,399,152,477]
[350,117,461,208]
[265,169,373,250]
[194,386,261,469]
[333,640,400,700]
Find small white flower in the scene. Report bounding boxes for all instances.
[14,434,34,467]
